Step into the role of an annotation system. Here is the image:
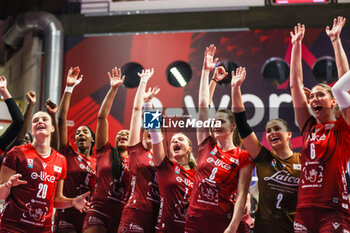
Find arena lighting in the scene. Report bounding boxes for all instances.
[261,57,289,85]
[215,60,239,85]
[166,61,192,87]
[271,0,329,4]
[121,62,144,88]
[312,56,338,84]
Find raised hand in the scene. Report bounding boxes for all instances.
[6,174,27,188]
[66,67,83,87]
[203,44,219,71]
[108,67,125,88]
[326,16,346,42]
[144,87,160,103]
[138,68,154,84]
[290,23,305,45]
[46,99,58,116]
[212,66,228,83]
[0,76,8,92]
[231,67,247,87]
[26,91,36,104]
[73,191,90,213]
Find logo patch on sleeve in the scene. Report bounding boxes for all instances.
[54,165,62,173]
[27,159,33,168]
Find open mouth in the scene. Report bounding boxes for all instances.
[313,105,323,113]
[271,137,279,142]
[173,144,181,153]
[119,136,128,143]
[36,125,46,130]
[213,128,222,133]
[78,137,87,144]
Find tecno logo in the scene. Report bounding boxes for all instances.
[31,171,56,183]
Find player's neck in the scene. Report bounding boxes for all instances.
[216,137,235,152]
[32,138,52,158]
[275,147,293,160]
[78,147,90,157]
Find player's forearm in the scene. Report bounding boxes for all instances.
[54,195,74,209]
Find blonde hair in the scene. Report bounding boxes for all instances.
[173,133,197,171]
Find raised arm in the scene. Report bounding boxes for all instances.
[46,99,59,150]
[0,76,24,151]
[129,68,154,147]
[209,66,228,104]
[231,67,262,159]
[326,16,349,79]
[289,24,311,131]
[7,91,36,149]
[197,45,219,145]
[96,67,124,150]
[332,70,350,125]
[224,163,254,233]
[58,67,83,150]
[143,87,163,166]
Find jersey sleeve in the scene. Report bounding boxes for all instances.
[239,149,253,169]
[254,146,273,164]
[56,151,68,180]
[96,141,113,154]
[128,142,146,159]
[301,116,316,137]
[198,135,216,152]
[2,146,22,171]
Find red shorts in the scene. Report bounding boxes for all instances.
[184,214,248,233]
[53,208,85,233]
[294,207,350,233]
[83,209,120,233]
[118,208,157,233]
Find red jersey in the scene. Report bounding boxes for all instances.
[124,142,159,214]
[298,115,350,212]
[90,142,130,216]
[0,144,67,228]
[156,157,195,232]
[186,136,251,219]
[60,144,96,198]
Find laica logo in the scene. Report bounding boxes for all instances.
[31,171,56,183]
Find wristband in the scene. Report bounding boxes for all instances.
[4,182,9,189]
[212,79,218,83]
[64,77,82,93]
[233,111,253,139]
[332,70,350,110]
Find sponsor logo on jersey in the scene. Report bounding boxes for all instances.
[308,132,326,142]
[271,159,276,167]
[176,176,194,188]
[294,222,307,231]
[293,164,301,170]
[42,163,47,169]
[27,159,33,168]
[325,123,335,130]
[229,157,240,166]
[210,147,218,156]
[264,170,299,186]
[54,165,62,173]
[342,203,349,209]
[148,153,153,160]
[78,156,83,162]
[206,157,231,170]
[332,222,340,230]
[175,166,181,174]
[31,171,56,183]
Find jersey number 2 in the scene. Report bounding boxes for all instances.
[276,193,283,209]
[37,183,48,199]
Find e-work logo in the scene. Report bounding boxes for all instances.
[143,111,161,129]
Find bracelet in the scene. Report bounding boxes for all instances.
[332,37,340,43]
[212,79,218,83]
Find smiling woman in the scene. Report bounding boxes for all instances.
[0,110,90,233]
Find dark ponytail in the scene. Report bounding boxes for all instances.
[110,147,123,182]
